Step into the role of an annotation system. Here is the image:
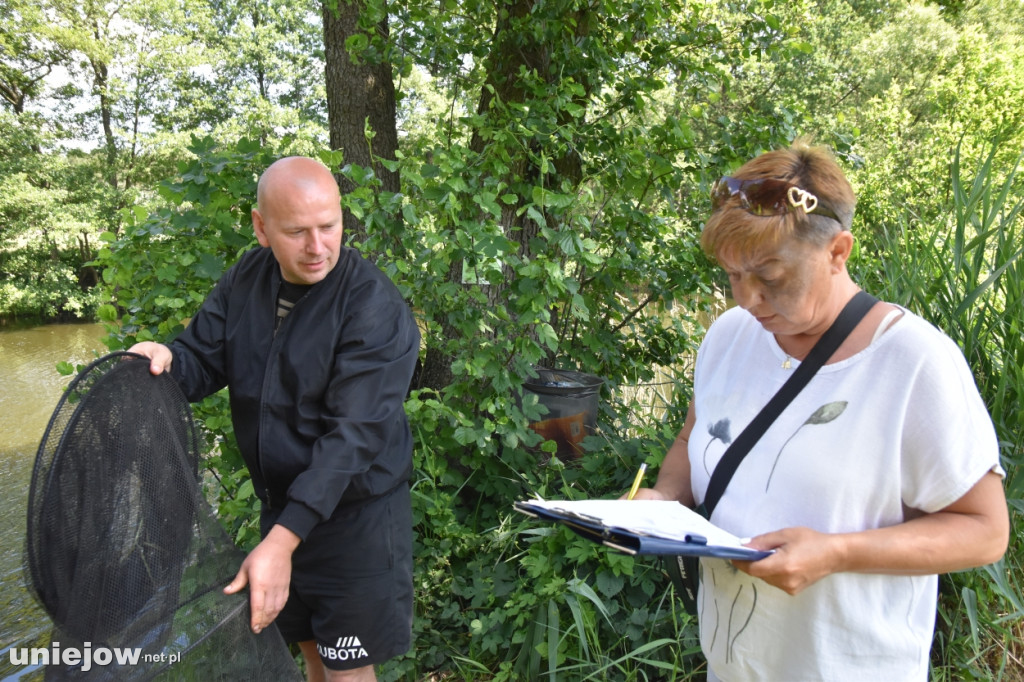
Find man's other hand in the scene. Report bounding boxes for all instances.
[224,524,301,633]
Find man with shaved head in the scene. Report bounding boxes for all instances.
[131,156,420,681]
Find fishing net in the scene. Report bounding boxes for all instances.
[25,352,302,680]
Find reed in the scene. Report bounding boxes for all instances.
[865,137,1024,680]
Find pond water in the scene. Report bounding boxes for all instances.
[0,323,108,681]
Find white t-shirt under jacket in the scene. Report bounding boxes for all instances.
[689,303,1003,682]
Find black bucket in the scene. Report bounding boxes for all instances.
[522,368,603,458]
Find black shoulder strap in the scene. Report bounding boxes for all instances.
[700,290,878,516]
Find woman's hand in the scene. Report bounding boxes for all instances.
[731,527,845,595]
[731,471,1008,595]
[619,487,670,501]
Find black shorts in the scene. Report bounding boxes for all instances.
[264,485,413,670]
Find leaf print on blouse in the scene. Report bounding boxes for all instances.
[706,564,758,664]
[727,582,758,664]
[765,401,848,492]
[703,418,733,475]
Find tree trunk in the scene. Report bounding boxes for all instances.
[321,0,400,246]
[251,6,269,101]
[417,0,590,385]
[91,56,118,191]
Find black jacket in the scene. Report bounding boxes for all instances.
[169,245,420,540]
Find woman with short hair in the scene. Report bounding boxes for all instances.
[631,140,1008,680]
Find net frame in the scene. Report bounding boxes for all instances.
[25,352,302,680]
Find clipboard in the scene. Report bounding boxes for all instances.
[514,499,772,561]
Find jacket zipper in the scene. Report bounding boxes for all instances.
[257,275,295,510]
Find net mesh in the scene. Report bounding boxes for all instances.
[25,352,302,680]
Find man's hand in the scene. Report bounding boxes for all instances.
[224,525,302,633]
[127,341,174,375]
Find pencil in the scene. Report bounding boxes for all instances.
[626,462,647,500]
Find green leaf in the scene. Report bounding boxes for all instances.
[595,570,624,599]
[97,304,119,322]
[194,253,226,281]
[536,323,558,352]
[236,479,254,500]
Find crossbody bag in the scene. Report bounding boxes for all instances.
[667,290,878,614]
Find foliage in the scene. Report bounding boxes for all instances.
[99,132,714,682]
[0,112,105,321]
[857,138,1024,680]
[400,396,704,681]
[341,3,759,677]
[845,1,1024,237]
[0,0,329,321]
[16,0,1024,679]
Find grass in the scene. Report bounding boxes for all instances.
[864,138,1024,680]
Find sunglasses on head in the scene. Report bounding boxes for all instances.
[711,176,841,223]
